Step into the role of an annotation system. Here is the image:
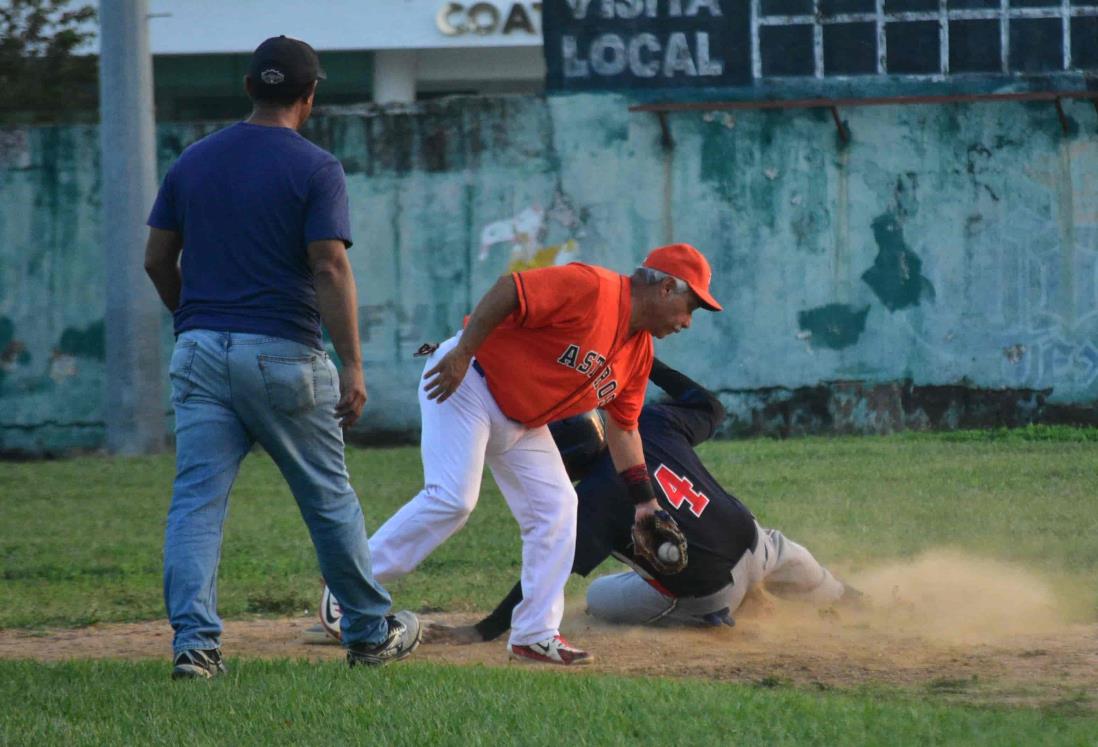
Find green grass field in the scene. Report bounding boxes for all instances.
[2,427,1097,744]
[3,660,1096,746]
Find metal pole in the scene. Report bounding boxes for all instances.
[373,50,418,103]
[98,0,165,454]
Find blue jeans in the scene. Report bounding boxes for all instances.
[164,330,391,653]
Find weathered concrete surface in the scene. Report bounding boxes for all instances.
[0,126,112,453]
[2,94,1097,452]
[714,380,1098,439]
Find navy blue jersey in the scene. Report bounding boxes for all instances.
[474,361,759,640]
[573,378,757,598]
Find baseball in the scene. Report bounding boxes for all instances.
[657,542,680,564]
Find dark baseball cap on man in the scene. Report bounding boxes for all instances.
[248,36,326,95]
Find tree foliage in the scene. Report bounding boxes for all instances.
[0,0,97,122]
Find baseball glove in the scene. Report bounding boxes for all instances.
[632,509,688,574]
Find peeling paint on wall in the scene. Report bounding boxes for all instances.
[479,206,544,261]
[797,303,870,350]
[0,316,31,392]
[1003,344,1026,365]
[861,213,936,312]
[0,317,15,351]
[0,129,31,169]
[58,321,105,360]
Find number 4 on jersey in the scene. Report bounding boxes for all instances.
[653,464,710,517]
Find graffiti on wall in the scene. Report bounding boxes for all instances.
[478,194,586,272]
[994,156,1098,392]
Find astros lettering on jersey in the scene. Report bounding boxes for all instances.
[474,263,654,429]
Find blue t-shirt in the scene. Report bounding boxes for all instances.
[147,122,353,347]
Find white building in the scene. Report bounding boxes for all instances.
[91,0,546,119]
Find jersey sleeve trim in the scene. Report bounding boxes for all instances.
[512,271,529,326]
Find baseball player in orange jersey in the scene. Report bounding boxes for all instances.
[366,243,721,665]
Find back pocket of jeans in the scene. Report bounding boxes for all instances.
[169,339,198,404]
[258,355,316,415]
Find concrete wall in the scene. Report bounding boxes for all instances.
[2,94,1097,452]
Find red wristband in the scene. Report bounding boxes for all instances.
[620,465,655,505]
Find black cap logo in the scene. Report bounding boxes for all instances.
[260,68,286,85]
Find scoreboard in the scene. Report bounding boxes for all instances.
[543,0,1098,94]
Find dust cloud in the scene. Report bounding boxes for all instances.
[847,550,1072,644]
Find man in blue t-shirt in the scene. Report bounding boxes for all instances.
[144,36,420,679]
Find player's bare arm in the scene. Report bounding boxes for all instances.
[308,239,367,429]
[143,227,183,312]
[604,418,659,520]
[424,273,519,403]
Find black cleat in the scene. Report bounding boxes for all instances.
[346,610,422,667]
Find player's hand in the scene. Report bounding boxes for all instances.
[422,622,484,645]
[336,366,367,429]
[633,498,660,522]
[423,347,473,403]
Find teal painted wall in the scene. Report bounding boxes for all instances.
[2,95,1096,451]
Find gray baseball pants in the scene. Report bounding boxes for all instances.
[585,522,845,625]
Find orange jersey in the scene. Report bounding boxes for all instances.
[474,263,653,429]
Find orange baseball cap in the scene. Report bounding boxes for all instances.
[642,243,722,311]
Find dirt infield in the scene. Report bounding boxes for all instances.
[2,552,1095,710]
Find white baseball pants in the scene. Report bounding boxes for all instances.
[586,522,845,625]
[368,334,577,647]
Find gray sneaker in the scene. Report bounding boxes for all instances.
[171,647,227,680]
[346,610,422,667]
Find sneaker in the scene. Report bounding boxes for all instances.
[171,648,226,680]
[303,623,340,645]
[508,634,593,666]
[319,584,343,642]
[346,610,422,667]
